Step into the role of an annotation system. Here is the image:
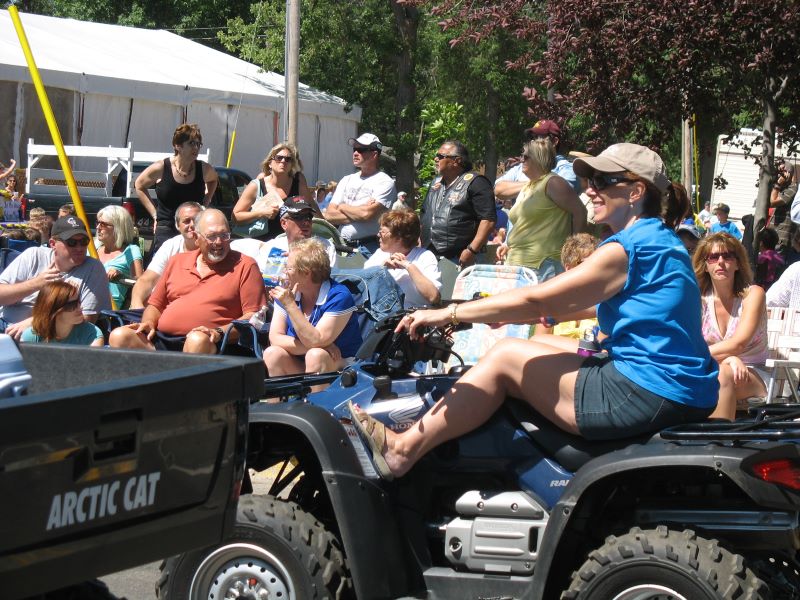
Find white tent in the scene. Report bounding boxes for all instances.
[0,10,361,183]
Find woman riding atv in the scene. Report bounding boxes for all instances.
[351,143,720,480]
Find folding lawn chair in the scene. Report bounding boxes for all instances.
[446,264,538,368]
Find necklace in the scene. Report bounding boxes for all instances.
[173,158,194,178]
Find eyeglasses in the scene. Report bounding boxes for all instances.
[589,174,637,191]
[186,140,203,148]
[353,147,374,154]
[272,154,293,163]
[198,231,231,243]
[706,251,736,263]
[62,237,90,248]
[96,221,114,228]
[376,229,392,240]
[59,299,81,312]
[435,153,459,160]
[288,214,313,223]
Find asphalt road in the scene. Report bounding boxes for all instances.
[100,562,159,600]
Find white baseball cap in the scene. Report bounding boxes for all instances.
[348,133,383,152]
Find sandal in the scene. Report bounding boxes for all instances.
[347,401,394,481]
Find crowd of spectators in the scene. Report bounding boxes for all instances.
[3,119,799,434]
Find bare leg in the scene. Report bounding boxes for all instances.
[183,330,218,354]
[263,345,305,376]
[108,325,155,350]
[711,364,767,420]
[373,337,586,477]
[532,333,580,353]
[305,347,346,392]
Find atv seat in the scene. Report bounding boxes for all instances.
[505,399,657,472]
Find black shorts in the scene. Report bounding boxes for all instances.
[574,355,713,440]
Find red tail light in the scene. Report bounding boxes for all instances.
[122,200,136,220]
[750,459,800,490]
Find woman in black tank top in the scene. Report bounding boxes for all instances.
[232,142,320,240]
[135,123,219,256]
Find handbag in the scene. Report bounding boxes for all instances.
[232,179,282,238]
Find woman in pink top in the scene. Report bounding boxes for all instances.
[693,233,767,420]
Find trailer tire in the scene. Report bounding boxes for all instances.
[156,494,351,600]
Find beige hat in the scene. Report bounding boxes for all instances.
[573,143,671,192]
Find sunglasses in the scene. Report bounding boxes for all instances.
[287,214,313,222]
[272,154,293,163]
[96,221,114,228]
[435,153,459,160]
[353,147,374,154]
[62,237,90,248]
[186,140,203,148]
[199,232,231,243]
[59,299,81,312]
[706,251,737,263]
[589,174,636,191]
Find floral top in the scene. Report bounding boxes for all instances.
[701,288,767,365]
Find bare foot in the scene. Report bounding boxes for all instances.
[350,404,413,478]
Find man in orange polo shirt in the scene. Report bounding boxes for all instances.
[109,209,266,354]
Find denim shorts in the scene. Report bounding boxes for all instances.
[574,355,713,440]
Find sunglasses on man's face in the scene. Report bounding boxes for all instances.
[589,174,636,191]
[63,237,90,248]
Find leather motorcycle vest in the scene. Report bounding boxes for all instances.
[420,171,481,256]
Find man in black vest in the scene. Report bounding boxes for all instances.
[420,140,495,268]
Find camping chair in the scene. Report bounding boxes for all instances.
[764,307,800,404]
[445,264,538,368]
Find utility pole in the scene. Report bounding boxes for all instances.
[681,118,692,198]
[283,0,299,145]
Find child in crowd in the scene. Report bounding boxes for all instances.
[755,227,784,290]
[533,233,599,337]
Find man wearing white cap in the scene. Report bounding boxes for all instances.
[324,133,396,254]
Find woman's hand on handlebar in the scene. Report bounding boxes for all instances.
[395,307,450,340]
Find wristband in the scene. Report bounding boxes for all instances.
[214,327,224,338]
[466,245,478,255]
[449,303,459,326]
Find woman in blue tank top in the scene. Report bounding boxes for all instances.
[350,143,720,480]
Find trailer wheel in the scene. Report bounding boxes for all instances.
[156,494,351,600]
[561,526,769,600]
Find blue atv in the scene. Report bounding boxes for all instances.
[158,313,800,599]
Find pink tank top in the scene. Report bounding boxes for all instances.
[700,289,767,365]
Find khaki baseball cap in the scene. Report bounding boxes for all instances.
[573,143,671,192]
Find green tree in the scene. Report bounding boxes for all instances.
[220,0,422,194]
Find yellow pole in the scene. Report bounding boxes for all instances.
[226,129,237,168]
[9,7,97,259]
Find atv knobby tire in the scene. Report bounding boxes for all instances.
[562,526,769,600]
[156,494,351,600]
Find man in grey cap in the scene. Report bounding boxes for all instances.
[0,215,111,338]
[324,133,396,254]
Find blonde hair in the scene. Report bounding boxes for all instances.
[561,233,599,269]
[261,143,304,178]
[692,232,752,297]
[97,205,137,249]
[522,138,556,178]
[289,238,330,283]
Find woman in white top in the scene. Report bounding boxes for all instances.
[365,210,441,308]
[693,232,768,420]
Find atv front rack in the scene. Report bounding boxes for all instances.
[661,404,800,441]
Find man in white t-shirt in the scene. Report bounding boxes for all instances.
[130,202,203,308]
[324,133,395,253]
[231,200,336,284]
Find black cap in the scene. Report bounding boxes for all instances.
[51,216,89,240]
[279,198,314,219]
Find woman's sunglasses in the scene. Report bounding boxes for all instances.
[705,251,736,263]
[59,299,81,312]
[272,155,293,163]
[589,174,636,191]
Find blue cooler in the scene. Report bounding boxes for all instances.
[0,334,31,398]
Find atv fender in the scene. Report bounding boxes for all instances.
[249,401,420,600]
[530,440,800,598]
